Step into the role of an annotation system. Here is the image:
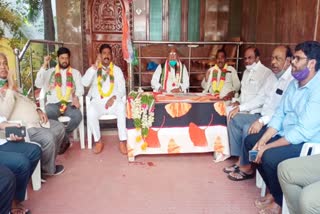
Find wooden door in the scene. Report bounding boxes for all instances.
[84,0,129,77]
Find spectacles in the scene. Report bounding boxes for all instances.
[291,56,308,62]
[169,52,177,56]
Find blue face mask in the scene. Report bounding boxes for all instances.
[292,67,310,81]
[169,60,177,67]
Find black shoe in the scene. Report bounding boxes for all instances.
[53,165,65,175]
[42,165,65,176]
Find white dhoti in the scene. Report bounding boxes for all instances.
[87,98,127,142]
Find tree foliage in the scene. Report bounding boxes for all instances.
[0,0,23,40]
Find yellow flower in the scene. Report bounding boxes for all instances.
[136,135,142,143]
[97,62,115,98]
[141,142,148,151]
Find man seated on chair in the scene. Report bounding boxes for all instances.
[231,47,272,107]
[0,52,65,177]
[224,45,293,181]
[151,47,190,93]
[0,115,41,214]
[244,41,320,214]
[278,154,320,214]
[82,44,127,155]
[35,47,84,154]
[201,49,240,100]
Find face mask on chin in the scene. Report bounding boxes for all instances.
[169,60,177,67]
[0,78,7,87]
[292,66,310,81]
[245,62,257,71]
[274,62,287,79]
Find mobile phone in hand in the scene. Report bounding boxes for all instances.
[5,126,26,138]
[249,150,258,162]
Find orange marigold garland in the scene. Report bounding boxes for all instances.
[55,65,73,113]
[211,64,228,96]
[97,62,114,98]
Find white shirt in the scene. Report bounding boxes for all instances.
[0,116,7,145]
[35,66,84,104]
[239,66,294,124]
[151,62,190,92]
[239,61,272,113]
[201,65,240,98]
[82,64,126,102]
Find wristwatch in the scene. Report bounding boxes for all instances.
[258,118,264,125]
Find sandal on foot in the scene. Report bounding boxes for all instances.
[255,198,273,209]
[223,164,239,173]
[11,207,31,214]
[259,206,281,214]
[227,168,255,181]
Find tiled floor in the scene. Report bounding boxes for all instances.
[24,134,261,214]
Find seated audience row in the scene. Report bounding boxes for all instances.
[225,41,320,214]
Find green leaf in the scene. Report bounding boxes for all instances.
[133,119,141,128]
[142,127,149,137]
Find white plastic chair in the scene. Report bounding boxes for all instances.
[39,89,85,149]
[281,143,320,214]
[256,170,267,197]
[85,96,126,149]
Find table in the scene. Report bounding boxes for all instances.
[126,93,230,162]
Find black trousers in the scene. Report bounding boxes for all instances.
[245,133,303,206]
[0,165,16,214]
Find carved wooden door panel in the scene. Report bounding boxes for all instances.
[85,0,128,77]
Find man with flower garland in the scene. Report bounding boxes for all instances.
[201,49,240,100]
[35,47,84,154]
[151,47,190,93]
[82,44,127,154]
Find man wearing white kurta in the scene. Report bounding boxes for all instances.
[35,47,84,153]
[225,46,294,181]
[151,48,189,93]
[201,49,240,100]
[82,44,127,154]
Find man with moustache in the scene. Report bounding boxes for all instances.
[35,47,84,153]
[231,46,271,107]
[82,44,127,154]
[201,49,240,100]
[224,46,293,181]
[244,41,320,214]
[151,47,189,93]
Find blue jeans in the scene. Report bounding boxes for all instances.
[0,165,16,214]
[228,113,260,156]
[245,134,303,206]
[0,141,41,201]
